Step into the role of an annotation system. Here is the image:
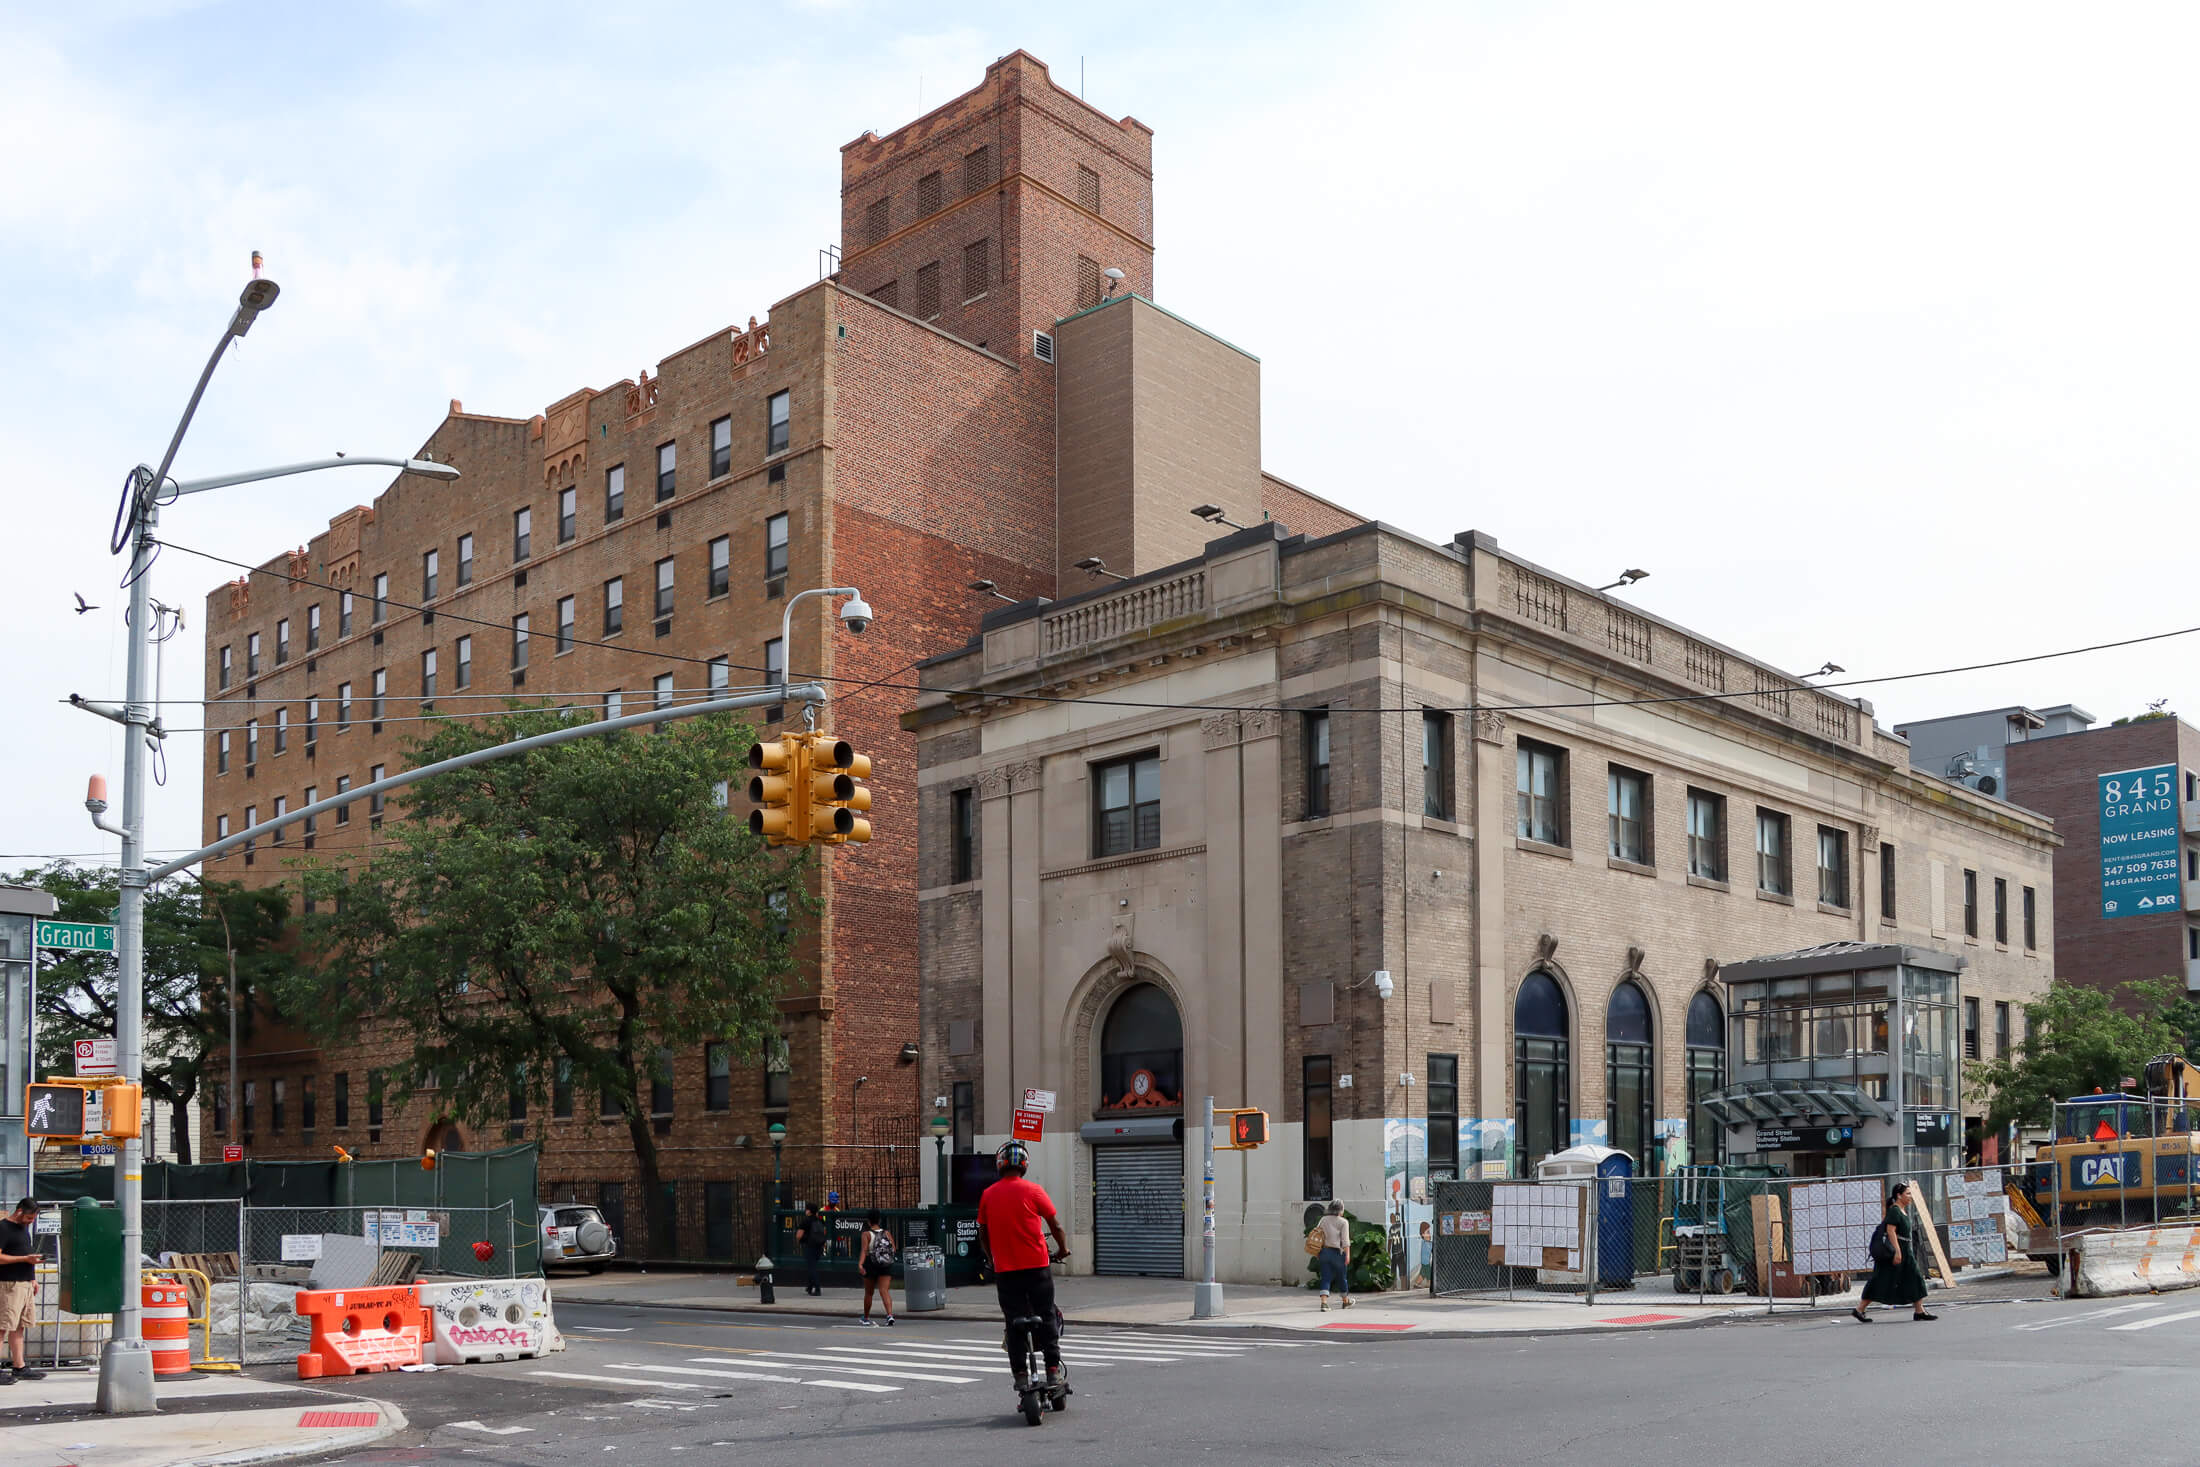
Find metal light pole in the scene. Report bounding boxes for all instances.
[930,1111,951,1206]
[1193,1095,1223,1317]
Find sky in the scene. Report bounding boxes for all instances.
[6,0,2200,868]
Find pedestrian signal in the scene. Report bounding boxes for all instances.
[26,1084,86,1139]
[1220,1108,1269,1150]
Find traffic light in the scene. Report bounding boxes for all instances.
[1220,1108,1269,1150]
[100,1082,142,1140]
[805,735,873,845]
[748,735,809,846]
[25,1083,85,1139]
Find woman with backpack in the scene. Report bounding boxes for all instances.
[1310,1201,1352,1312]
[858,1210,897,1326]
[1854,1179,1935,1322]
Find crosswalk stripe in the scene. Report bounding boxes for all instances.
[1044,1340,1249,1357]
[530,1372,713,1390]
[812,1348,1023,1373]
[673,1355,979,1385]
[606,1362,896,1394]
[2109,1307,2200,1332]
[942,1337,1199,1361]
[1079,1330,1312,1348]
[2012,1300,2171,1331]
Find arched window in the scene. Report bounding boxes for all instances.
[1100,983,1182,1112]
[1606,982,1653,1165]
[1686,991,1726,1166]
[1513,972,1570,1171]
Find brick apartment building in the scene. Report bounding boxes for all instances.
[197,51,1357,1259]
[907,527,2057,1284]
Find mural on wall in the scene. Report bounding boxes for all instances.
[1463,1118,1514,1179]
[1653,1118,1690,1172]
[1383,1118,1431,1288]
[1568,1117,1610,1150]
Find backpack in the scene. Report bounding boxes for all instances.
[1867,1223,1894,1265]
[1304,1227,1324,1257]
[868,1227,896,1268]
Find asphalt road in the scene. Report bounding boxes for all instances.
[289,1292,2200,1466]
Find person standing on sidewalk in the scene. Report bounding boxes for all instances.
[1315,1201,1353,1312]
[857,1210,897,1326]
[0,1199,49,1383]
[1854,1180,1936,1323]
[798,1206,828,1296]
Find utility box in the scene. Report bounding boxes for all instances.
[59,1196,122,1316]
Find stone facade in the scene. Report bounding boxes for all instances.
[906,524,2058,1285]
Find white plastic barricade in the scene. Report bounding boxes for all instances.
[418,1278,567,1364]
[2069,1224,2200,1298]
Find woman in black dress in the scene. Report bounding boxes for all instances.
[1855,1180,1936,1322]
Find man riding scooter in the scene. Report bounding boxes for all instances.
[975,1140,1069,1394]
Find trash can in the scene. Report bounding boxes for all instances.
[904,1245,947,1313]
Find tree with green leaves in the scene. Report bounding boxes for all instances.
[286,707,808,1252]
[6,861,293,1163]
[1969,980,2185,1130]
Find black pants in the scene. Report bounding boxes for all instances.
[803,1248,823,1294]
[995,1266,1060,1371]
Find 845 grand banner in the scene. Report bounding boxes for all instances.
[2098,763,2181,918]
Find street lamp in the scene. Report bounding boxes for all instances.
[1594,569,1650,593]
[1190,504,1247,531]
[930,1109,951,1206]
[78,270,460,1416]
[768,1121,787,1209]
[1073,556,1129,582]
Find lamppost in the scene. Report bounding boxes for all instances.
[929,1110,951,1206]
[769,1120,786,1208]
[76,269,461,1416]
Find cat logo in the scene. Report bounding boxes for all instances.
[2080,1155,2126,1187]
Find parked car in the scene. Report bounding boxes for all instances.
[540,1204,618,1273]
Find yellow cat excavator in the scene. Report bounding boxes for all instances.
[2027,1054,2200,1227]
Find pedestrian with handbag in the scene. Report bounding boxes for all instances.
[1854,1180,1936,1322]
[1311,1201,1352,1312]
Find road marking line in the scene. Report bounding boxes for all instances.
[530,1371,710,1390]
[2109,1306,2200,1331]
[450,1421,534,1436]
[836,1343,1114,1367]
[2012,1300,2171,1331]
[811,1348,1021,1373]
[603,1361,898,1394]
[1078,1330,1313,1348]
[942,1337,1198,1361]
[649,1355,976,1385]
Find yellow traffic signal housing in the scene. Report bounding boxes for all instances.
[1219,1108,1269,1150]
[748,735,809,845]
[101,1082,142,1140]
[805,735,874,845]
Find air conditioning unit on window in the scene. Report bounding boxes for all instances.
[1032,330,1055,364]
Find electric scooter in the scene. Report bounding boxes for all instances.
[1008,1247,1070,1426]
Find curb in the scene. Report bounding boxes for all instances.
[172,1397,408,1467]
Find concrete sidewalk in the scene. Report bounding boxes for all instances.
[548,1268,1774,1335]
[0,1369,405,1467]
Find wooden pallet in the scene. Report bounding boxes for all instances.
[368,1251,422,1288]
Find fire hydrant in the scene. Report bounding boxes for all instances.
[756,1255,776,1305]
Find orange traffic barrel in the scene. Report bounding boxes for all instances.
[143,1278,192,1376]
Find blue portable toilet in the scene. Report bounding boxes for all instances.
[1535,1144,1636,1289]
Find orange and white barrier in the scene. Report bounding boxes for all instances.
[143,1277,193,1376]
[2069,1224,2200,1297]
[294,1286,426,1378]
[418,1278,565,1364]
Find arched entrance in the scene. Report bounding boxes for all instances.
[1605,981,1653,1164]
[1514,972,1570,1172]
[1685,992,1726,1166]
[1090,981,1185,1277]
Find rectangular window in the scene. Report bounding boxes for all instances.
[708,656,729,692]
[764,1039,789,1109]
[419,649,437,702]
[243,804,256,861]
[367,1071,384,1132]
[604,577,624,635]
[1994,877,2009,944]
[219,645,232,689]
[243,1081,256,1137]
[369,764,385,817]
[507,1075,527,1139]
[1756,810,1790,896]
[333,1072,349,1128]
[1304,710,1331,819]
[212,1084,226,1135]
[1689,791,1724,884]
[1880,842,1897,919]
[271,795,286,844]
[1422,711,1452,820]
[865,196,890,245]
[218,730,231,774]
[1995,1001,2012,1059]
[245,719,259,765]
[247,632,262,678]
[302,786,317,845]
[556,596,575,653]
[951,788,976,883]
[1303,1056,1333,1201]
[370,668,386,724]
[513,506,532,561]
[914,261,941,318]
[272,1079,285,1133]
[1077,254,1102,309]
[953,1080,975,1155]
[305,698,318,746]
[963,237,990,299]
[1094,752,1161,857]
[1076,163,1101,213]
[605,465,625,522]
[307,604,321,651]
[274,705,288,753]
[651,1049,674,1120]
[654,556,675,619]
[1818,826,1849,908]
[455,635,472,690]
[916,169,942,215]
[336,684,352,731]
[335,774,350,825]
[339,591,354,638]
[710,415,732,478]
[765,637,784,687]
[422,549,439,600]
[1963,868,1979,938]
[705,1043,730,1111]
[767,391,790,455]
[553,1058,573,1119]
[765,512,788,579]
[1427,1055,1459,1180]
[558,487,576,543]
[602,689,623,721]
[275,618,290,664]
[1608,766,1649,864]
[372,573,388,624]
[1963,997,1981,1061]
[456,534,473,587]
[653,673,674,708]
[511,614,529,671]
[656,441,676,501]
[708,536,730,598]
[1517,740,1566,846]
[2023,885,2037,950]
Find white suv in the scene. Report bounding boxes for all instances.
[540,1204,618,1273]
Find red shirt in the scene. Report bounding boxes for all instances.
[977,1175,1058,1273]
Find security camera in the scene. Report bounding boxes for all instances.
[1372,970,1394,1000]
[840,595,874,635]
